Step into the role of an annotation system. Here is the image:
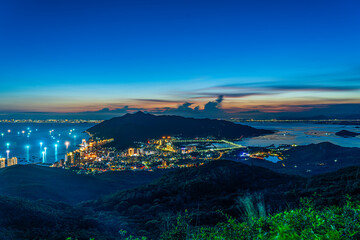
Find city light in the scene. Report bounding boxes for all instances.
[65,141,70,152]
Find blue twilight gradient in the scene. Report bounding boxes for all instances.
[0,0,359,113]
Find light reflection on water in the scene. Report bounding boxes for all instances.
[0,123,95,164]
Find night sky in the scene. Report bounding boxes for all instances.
[0,0,359,118]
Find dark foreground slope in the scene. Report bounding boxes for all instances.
[0,195,121,240]
[83,160,360,238]
[0,165,165,204]
[243,142,360,176]
[84,160,304,237]
[2,161,360,239]
[87,111,274,149]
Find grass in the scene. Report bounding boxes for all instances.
[160,197,360,240]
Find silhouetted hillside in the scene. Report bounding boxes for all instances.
[2,160,360,238]
[0,165,165,204]
[82,159,360,238]
[87,112,274,149]
[84,160,303,237]
[243,142,360,176]
[335,130,360,137]
[0,195,120,240]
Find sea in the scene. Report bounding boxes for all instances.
[1,122,359,165]
[0,123,95,164]
[237,122,360,148]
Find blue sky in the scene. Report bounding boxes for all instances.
[0,0,359,117]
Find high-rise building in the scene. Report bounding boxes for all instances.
[128,148,135,156]
[82,139,87,147]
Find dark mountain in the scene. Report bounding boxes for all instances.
[87,111,274,149]
[83,160,303,237]
[241,142,360,176]
[82,159,360,238]
[335,130,360,137]
[0,164,165,204]
[0,195,120,240]
[2,159,360,238]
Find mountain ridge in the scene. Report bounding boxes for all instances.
[87,111,274,149]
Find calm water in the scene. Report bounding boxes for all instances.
[0,123,95,164]
[237,122,360,148]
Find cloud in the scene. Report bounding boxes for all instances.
[204,95,223,112]
[269,85,359,92]
[149,95,228,118]
[133,99,182,103]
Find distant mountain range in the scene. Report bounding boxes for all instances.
[87,111,274,149]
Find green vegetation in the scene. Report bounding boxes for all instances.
[2,160,360,239]
[161,198,360,240]
[83,160,360,238]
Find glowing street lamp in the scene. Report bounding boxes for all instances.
[6,143,10,150]
[65,141,70,152]
[6,150,10,160]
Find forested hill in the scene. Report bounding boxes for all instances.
[83,160,360,238]
[87,111,274,149]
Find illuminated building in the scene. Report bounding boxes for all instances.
[7,157,17,167]
[128,148,135,156]
[0,158,5,168]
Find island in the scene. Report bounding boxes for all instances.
[335,130,360,137]
[86,111,274,149]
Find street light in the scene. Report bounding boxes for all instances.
[65,141,70,152]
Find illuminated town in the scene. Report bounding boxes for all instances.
[52,136,293,174]
[0,119,103,123]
